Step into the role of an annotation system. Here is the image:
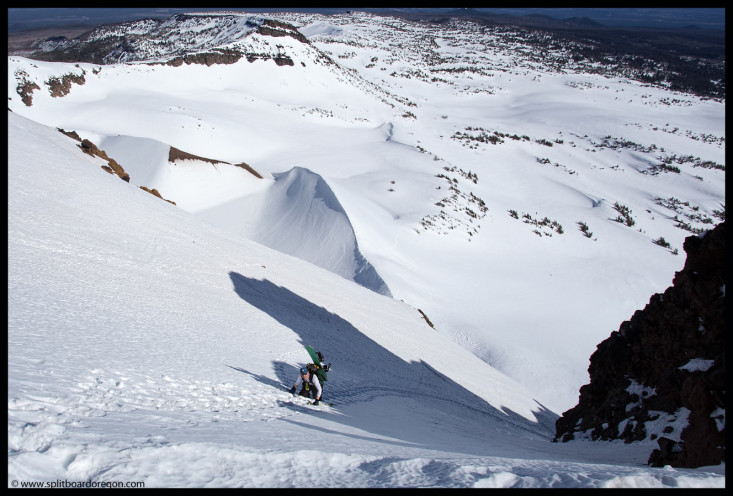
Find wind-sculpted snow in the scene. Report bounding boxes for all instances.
[80,137,390,296]
[244,167,391,296]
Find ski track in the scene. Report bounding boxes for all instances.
[9,359,554,463]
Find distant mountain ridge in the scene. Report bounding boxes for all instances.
[10,9,724,98]
[440,9,605,29]
[23,13,309,65]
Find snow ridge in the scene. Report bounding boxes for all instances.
[256,167,392,296]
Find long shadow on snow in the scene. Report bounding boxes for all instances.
[229,271,558,454]
[225,364,286,391]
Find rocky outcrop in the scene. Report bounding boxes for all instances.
[77,138,130,183]
[162,48,294,68]
[46,71,86,97]
[57,128,82,142]
[12,69,86,104]
[234,162,263,179]
[418,309,435,329]
[164,48,245,67]
[168,146,224,165]
[14,69,41,106]
[554,222,725,469]
[243,52,294,66]
[273,55,295,66]
[76,136,178,205]
[139,186,176,205]
[169,146,263,179]
[257,18,310,44]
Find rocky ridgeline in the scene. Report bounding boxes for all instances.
[25,14,307,66]
[11,15,312,107]
[554,222,725,468]
[58,129,180,205]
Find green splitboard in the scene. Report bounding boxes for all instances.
[305,345,321,366]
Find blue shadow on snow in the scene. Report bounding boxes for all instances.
[228,271,559,455]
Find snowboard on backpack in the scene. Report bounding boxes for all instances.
[305,345,328,383]
[305,345,322,367]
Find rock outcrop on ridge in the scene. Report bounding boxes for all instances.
[554,221,725,469]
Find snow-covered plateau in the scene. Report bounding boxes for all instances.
[8,10,725,487]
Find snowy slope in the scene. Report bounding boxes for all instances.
[197,166,391,295]
[7,110,724,488]
[7,11,725,418]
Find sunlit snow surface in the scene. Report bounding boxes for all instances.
[7,11,724,487]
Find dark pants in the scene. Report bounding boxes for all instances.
[299,383,321,399]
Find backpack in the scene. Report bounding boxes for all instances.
[306,362,327,384]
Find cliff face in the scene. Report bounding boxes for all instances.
[554,222,725,469]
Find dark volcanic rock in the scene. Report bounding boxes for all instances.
[164,48,245,67]
[554,222,725,469]
[257,19,310,44]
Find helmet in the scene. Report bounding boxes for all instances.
[300,367,308,375]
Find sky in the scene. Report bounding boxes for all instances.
[7,10,726,487]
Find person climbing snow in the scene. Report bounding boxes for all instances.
[289,366,323,405]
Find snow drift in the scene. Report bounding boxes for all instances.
[242,166,391,295]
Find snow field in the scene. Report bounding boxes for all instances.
[7,11,725,486]
[9,110,725,487]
